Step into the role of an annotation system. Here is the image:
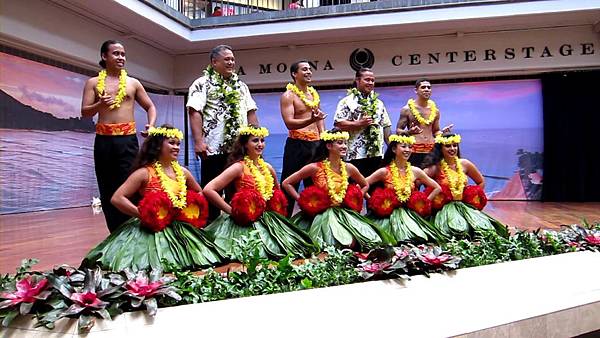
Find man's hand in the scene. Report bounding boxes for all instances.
[140,124,153,137]
[98,93,115,110]
[357,117,374,127]
[408,125,423,135]
[311,108,327,121]
[195,142,209,160]
[441,124,454,133]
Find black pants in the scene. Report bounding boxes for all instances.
[350,157,383,179]
[280,138,320,216]
[94,134,139,233]
[410,152,431,169]
[200,153,228,221]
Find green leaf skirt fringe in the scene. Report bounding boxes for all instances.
[368,207,446,244]
[81,218,223,272]
[433,201,508,238]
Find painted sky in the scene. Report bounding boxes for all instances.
[253,79,543,134]
[0,52,87,119]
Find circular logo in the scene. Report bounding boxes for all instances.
[349,48,375,71]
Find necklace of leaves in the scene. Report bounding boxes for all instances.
[204,66,241,151]
[348,88,381,157]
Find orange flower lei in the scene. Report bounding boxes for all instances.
[407,98,438,125]
[96,69,127,110]
[440,157,467,200]
[243,156,274,201]
[389,160,413,203]
[322,159,348,205]
[153,161,187,208]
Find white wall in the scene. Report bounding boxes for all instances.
[0,0,175,89]
[175,25,600,89]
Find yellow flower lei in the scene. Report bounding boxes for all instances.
[389,160,413,203]
[320,131,349,141]
[243,156,274,201]
[286,83,320,109]
[148,127,183,140]
[322,159,348,205]
[435,134,461,145]
[440,157,467,200]
[96,69,127,110]
[239,126,269,138]
[407,98,438,125]
[154,161,187,208]
[389,134,416,145]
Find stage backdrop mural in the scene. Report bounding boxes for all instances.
[0,52,184,214]
[188,79,543,201]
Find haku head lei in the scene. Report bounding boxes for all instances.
[389,134,416,145]
[320,131,349,142]
[239,125,269,138]
[435,134,461,145]
[148,127,184,140]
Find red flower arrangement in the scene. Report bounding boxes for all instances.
[138,191,175,232]
[462,185,488,210]
[175,190,209,229]
[231,189,266,226]
[266,188,289,217]
[407,191,432,217]
[342,184,363,213]
[368,188,399,217]
[298,186,331,217]
[424,185,452,210]
[585,234,600,245]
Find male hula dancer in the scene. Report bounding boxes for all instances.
[334,67,391,178]
[280,60,327,216]
[396,78,452,168]
[187,44,259,221]
[81,40,157,232]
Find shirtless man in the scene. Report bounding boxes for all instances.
[396,78,452,168]
[280,60,327,216]
[81,40,157,232]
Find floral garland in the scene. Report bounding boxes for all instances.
[348,87,382,157]
[322,159,348,205]
[239,125,269,138]
[153,161,187,209]
[389,134,416,144]
[435,134,461,145]
[440,157,467,200]
[204,65,241,150]
[320,130,349,141]
[243,156,274,201]
[148,127,183,140]
[389,160,413,203]
[286,83,320,109]
[407,98,438,125]
[96,69,127,110]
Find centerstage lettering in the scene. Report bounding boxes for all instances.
[258,60,335,75]
[391,43,595,66]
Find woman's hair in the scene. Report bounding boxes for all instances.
[312,127,344,163]
[381,131,409,166]
[226,124,261,167]
[131,124,177,171]
[98,40,123,68]
[421,132,462,168]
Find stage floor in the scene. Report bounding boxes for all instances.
[1,201,599,274]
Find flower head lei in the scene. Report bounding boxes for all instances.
[286,83,320,109]
[148,127,184,140]
[407,98,438,125]
[96,69,127,109]
[320,131,349,142]
[389,134,416,145]
[239,125,269,138]
[435,134,461,145]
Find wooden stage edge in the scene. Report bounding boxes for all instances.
[1,201,599,274]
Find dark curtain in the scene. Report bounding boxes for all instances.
[542,70,600,201]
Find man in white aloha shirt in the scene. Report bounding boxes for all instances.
[334,68,391,178]
[187,45,258,220]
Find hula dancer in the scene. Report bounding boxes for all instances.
[282,129,391,250]
[334,68,391,178]
[203,125,317,259]
[280,60,327,216]
[423,133,508,238]
[81,40,157,232]
[396,79,452,168]
[82,125,222,272]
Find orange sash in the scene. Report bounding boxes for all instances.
[96,122,136,136]
[288,130,319,141]
[412,143,434,154]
